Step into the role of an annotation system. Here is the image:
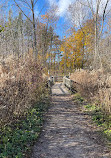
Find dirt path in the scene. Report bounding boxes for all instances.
[31,83,110,158]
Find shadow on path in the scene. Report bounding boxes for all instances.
[31,84,110,158]
[51,83,70,96]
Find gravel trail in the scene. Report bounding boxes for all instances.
[31,83,110,158]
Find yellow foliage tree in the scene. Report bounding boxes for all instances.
[60,19,94,72]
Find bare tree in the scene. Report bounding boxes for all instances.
[80,0,111,69]
[68,0,111,69]
[14,0,39,58]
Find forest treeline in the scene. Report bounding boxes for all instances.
[0,0,111,73]
[0,2,61,75]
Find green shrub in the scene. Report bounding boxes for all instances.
[0,99,50,158]
[73,93,84,103]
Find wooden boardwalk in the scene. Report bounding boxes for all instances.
[51,83,70,95]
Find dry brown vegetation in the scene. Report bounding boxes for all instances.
[0,54,47,127]
[70,69,111,114]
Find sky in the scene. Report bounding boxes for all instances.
[46,0,76,38]
[47,0,74,16]
[33,0,75,38]
[1,0,111,38]
[38,0,111,38]
[4,0,74,38]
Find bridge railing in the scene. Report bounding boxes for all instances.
[47,76,54,88]
[63,76,71,88]
[48,75,63,85]
[53,76,63,82]
[63,76,79,93]
[47,75,79,93]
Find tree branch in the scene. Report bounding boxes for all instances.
[87,0,94,17]
[98,0,110,39]
[14,0,33,24]
[36,4,45,23]
[34,0,39,6]
[19,0,32,10]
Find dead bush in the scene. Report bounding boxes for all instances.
[70,69,111,114]
[0,55,47,127]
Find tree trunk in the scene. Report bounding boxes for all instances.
[32,8,37,58]
[94,18,98,69]
[64,48,67,75]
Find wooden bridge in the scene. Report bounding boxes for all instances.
[32,75,110,158]
[48,75,76,93]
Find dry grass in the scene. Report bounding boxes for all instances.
[70,69,111,114]
[0,54,47,127]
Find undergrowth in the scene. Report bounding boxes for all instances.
[73,93,84,103]
[73,93,111,142]
[70,69,111,114]
[0,96,50,158]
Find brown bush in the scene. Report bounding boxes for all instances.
[0,55,47,127]
[70,69,111,114]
